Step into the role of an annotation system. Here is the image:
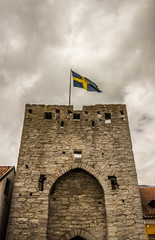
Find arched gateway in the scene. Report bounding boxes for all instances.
[47,168,107,240]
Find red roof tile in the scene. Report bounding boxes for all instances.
[139,187,155,219]
[0,166,13,178]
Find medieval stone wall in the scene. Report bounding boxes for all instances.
[6,104,146,240]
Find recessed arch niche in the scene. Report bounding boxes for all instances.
[47,168,107,240]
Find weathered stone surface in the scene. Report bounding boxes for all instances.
[6,104,146,240]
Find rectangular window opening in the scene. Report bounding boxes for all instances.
[108,176,118,190]
[74,150,82,158]
[92,121,95,127]
[105,113,111,123]
[61,121,64,128]
[120,111,124,115]
[97,111,100,114]
[38,174,46,191]
[68,110,72,114]
[44,112,52,120]
[73,113,80,120]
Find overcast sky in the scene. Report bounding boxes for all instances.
[0,0,155,185]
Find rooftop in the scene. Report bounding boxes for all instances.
[0,166,15,181]
[139,187,155,219]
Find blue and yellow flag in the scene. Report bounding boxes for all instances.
[72,70,102,93]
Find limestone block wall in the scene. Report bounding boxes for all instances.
[6,104,146,240]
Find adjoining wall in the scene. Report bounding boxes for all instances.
[0,168,15,240]
[6,104,146,240]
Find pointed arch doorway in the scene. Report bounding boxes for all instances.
[47,168,107,239]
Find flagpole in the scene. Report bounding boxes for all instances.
[69,69,72,105]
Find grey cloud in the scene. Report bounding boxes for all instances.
[0,0,155,185]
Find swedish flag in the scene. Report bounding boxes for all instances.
[72,70,102,93]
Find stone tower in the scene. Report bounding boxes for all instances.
[6,104,146,240]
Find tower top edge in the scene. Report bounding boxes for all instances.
[25,104,126,110]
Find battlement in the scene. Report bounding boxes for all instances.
[25,104,127,126]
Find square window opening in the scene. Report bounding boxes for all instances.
[28,109,32,114]
[68,110,72,114]
[56,109,60,113]
[73,113,80,120]
[74,150,82,158]
[120,110,124,115]
[44,112,52,120]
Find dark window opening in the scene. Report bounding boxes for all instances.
[30,192,32,196]
[108,176,118,190]
[44,112,52,120]
[102,153,104,156]
[28,109,32,114]
[105,113,111,123]
[56,109,60,113]
[105,113,111,119]
[92,121,95,127]
[4,179,10,196]
[73,113,80,120]
[85,111,88,114]
[122,199,125,203]
[74,150,82,158]
[19,193,21,196]
[38,174,46,191]
[25,164,29,169]
[68,110,72,114]
[148,199,155,209]
[120,111,124,115]
[62,151,66,154]
[97,111,100,114]
[61,121,64,128]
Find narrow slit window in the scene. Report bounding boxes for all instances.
[74,150,82,158]
[108,176,118,190]
[4,179,10,196]
[61,121,64,128]
[38,174,46,191]
[44,112,52,120]
[56,109,60,113]
[73,113,80,120]
[92,121,95,127]
[105,113,111,123]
